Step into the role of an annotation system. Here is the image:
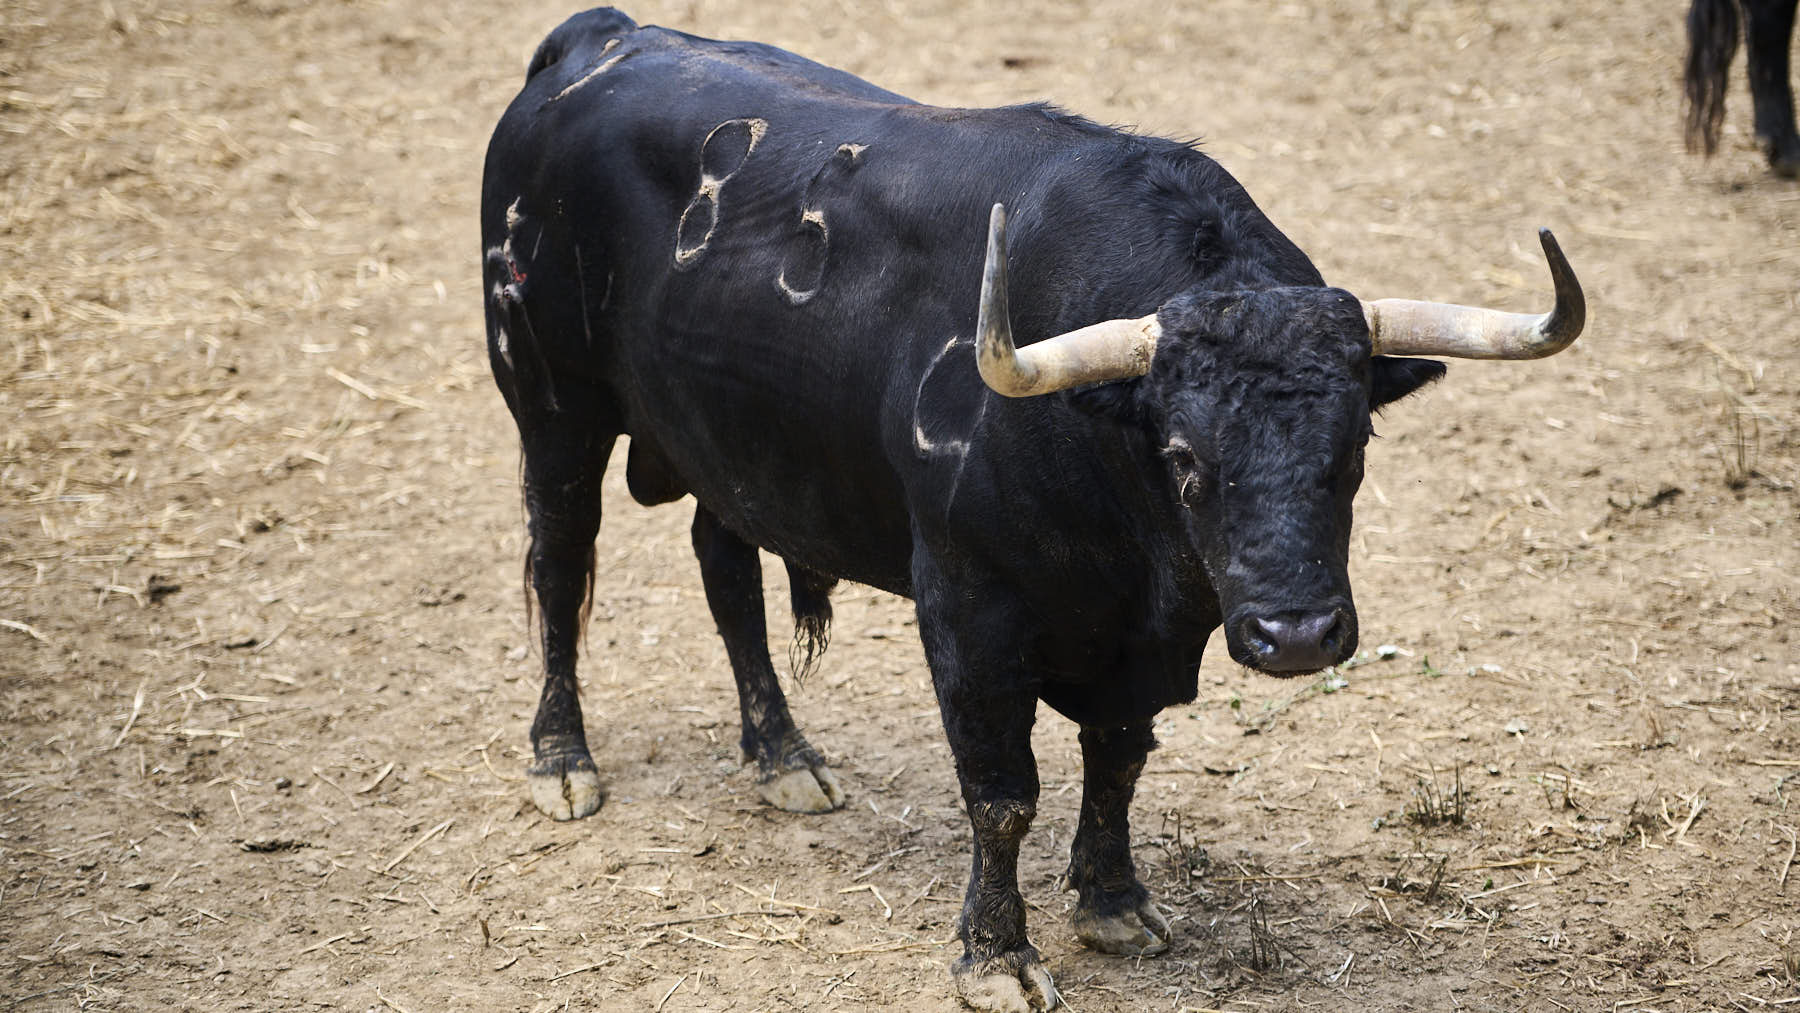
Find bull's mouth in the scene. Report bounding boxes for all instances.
[1236,660,1334,679]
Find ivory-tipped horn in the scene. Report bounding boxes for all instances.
[1362,228,1586,360]
[976,203,1162,397]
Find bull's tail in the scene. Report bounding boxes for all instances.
[1685,0,1742,155]
[520,534,598,650]
[491,256,599,656]
[786,564,837,685]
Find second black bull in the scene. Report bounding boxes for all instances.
[481,8,1586,1010]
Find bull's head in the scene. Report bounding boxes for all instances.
[975,203,1585,675]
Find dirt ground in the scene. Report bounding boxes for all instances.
[3,0,1798,1010]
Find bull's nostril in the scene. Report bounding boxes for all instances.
[1247,618,1281,659]
[1315,613,1344,654]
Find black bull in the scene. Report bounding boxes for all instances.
[481,8,1586,1010]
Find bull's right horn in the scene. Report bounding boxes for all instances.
[1361,228,1586,360]
[976,203,1161,397]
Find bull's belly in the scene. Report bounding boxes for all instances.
[629,428,915,597]
[701,489,915,597]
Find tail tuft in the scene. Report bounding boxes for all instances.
[1684,0,1741,156]
[786,564,837,685]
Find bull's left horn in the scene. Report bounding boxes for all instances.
[1362,228,1586,360]
[977,203,1161,397]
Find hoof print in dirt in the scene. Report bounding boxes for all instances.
[527,755,604,821]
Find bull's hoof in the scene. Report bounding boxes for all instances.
[1765,136,1800,179]
[1071,900,1171,956]
[527,752,604,820]
[952,951,1060,1012]
[758,764,846,813]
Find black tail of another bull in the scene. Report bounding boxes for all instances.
[1685,0,1740,155]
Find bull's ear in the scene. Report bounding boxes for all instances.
[1370,356,1446,411]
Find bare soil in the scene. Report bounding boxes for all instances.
[3,1,1798,1010]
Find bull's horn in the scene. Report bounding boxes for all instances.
[976,203,1161,397]
[1362,228,1586,359]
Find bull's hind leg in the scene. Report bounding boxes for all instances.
[1067,721,1171,956]
[520,426,616,820]
[486,187,620,820]
[690,506,845,813]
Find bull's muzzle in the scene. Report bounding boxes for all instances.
[1231,606,1355,675]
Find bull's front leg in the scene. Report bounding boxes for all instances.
[915,578,1059,1013]
[1067,721,1171,955]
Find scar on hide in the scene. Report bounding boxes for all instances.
[775,142,865,303]
[914,335,986,513]
[776,208,828,305]
[700,118,768,177]
[487,198,530,308]
[678,119,769,254]
[913,336,973,458]
[494,325,512,370]
[674,118,770,268]
[544,38,624,105]
[673,190,718,268]
[485,199,558,408]
[574,246,594,348]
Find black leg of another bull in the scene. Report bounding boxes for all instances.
[916,587,1060,1012]
[1745,0,1800,176]
[1067,721,1171,956]
[690,507,845,813]
[522,432,615,821]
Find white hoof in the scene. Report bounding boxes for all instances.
[758,765,846,813]
[1072,901,1172,956]
[953,961,1059,1012]
[528,764,604,820]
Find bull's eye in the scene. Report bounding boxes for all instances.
[1164,438,1199,473]
[1178,472,1202,507]
[1164,439,1204,506]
